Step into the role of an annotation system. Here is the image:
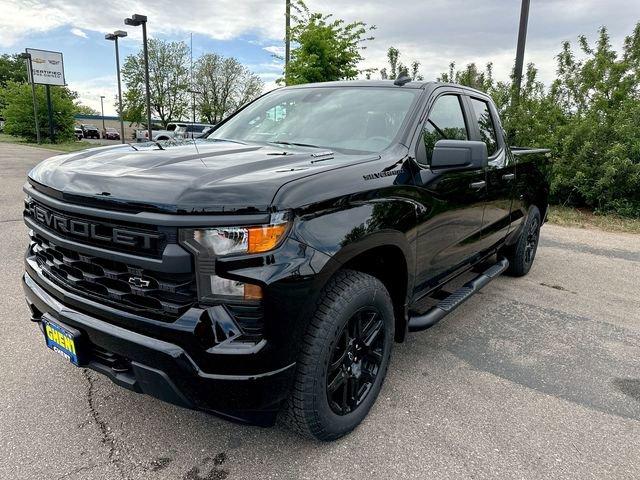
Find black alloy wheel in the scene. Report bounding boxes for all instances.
[326,307,385,415]
[282,270,394,440]
[504,205,542,277]
[524,215,540,266]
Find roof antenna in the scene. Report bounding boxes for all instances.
[394,75,412,86]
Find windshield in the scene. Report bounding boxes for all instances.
[206,86,418,153]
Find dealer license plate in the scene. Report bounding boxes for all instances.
[43,319,80,366]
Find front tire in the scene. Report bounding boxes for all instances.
[504,205,541,277]
[282,270,394,441]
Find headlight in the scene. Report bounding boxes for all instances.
[180,212,290,257]
[179,212,291,304]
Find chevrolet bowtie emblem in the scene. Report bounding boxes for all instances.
[128,276,151,288]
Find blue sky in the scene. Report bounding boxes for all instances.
[0,22,284,115]
[1,0,638,115]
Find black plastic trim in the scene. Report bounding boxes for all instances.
[24,272,296,425]
[408,258,509,332]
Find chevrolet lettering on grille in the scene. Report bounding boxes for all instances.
[26,201,161,250]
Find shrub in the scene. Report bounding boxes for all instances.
[0,81,77,143]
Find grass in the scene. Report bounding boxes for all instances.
[0,133,102,153]
[548,205,640,234]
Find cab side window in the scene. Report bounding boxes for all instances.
[469,98,499,156]
[422,95,468,163]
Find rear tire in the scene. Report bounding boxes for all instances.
[503,205,541,277]
[281,270,394,441]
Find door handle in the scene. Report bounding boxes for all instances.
[469,181,486,189]
[502,173,515,181]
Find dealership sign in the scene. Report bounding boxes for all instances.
[26,48,66,86]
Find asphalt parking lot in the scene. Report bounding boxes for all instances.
[1,143,639,480]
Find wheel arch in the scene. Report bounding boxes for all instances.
[317,232,414,343]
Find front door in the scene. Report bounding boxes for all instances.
[413,91,487,296]
[465,96,516,252]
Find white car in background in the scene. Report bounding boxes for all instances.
[175,123,215,139]
[136,122,215,142]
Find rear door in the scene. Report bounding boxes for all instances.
[465,95,516,252]
[413,89,487,295]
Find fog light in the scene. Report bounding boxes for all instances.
[208,275,262,301]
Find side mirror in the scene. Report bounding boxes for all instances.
[431,140,488,170]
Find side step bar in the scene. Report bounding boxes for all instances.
[408,258,509,332]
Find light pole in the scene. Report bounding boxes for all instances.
[190,32,195,123]
[285,0,291,84]
[188,89,202,128]
[513,0,531,101]
[105,30,127,144]
[100,95,106,138]
[125,14,152,141]
[19,52,40,144]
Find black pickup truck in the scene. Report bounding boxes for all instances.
[23,80,549,441]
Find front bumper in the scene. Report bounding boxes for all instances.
[23,271,296,426]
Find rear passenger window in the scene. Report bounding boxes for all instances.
[423,95,468,163]
[470,98,499,156]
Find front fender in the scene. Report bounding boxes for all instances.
[291,198,418,291]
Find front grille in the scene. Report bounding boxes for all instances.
[31,234,197,321]
[24,198,167,258]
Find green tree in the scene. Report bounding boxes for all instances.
[379,46,423,81]
[0,53,29,113]
[121,39,190,127]
[194,53,263,124]
[0,54,28,87]
[0,81,77,142]
[438,61,495,91]
[120,88,145,125]
[549,26,640,217]
[284,0,375,85]
[440,24,640,218]
[74,103,99,116]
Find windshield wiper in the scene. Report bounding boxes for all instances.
[207,138,247,145]
[268,141,323,149]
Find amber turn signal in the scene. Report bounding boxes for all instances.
[243,283,263,300]
[247,223,289,254]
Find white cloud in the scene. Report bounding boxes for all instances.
[0,0,283,48]
[0,0,70,46]
[263,45,285,57]
[252,60,283,73]
[1,0,638,89]
[303,0,640,85]
[68,75,119,116]
[70,27,87,38]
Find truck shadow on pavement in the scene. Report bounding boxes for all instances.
[79,286,640,479]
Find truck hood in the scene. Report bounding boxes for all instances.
[28,140,378,213]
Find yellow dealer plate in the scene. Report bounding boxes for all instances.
[43,319,80,365]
